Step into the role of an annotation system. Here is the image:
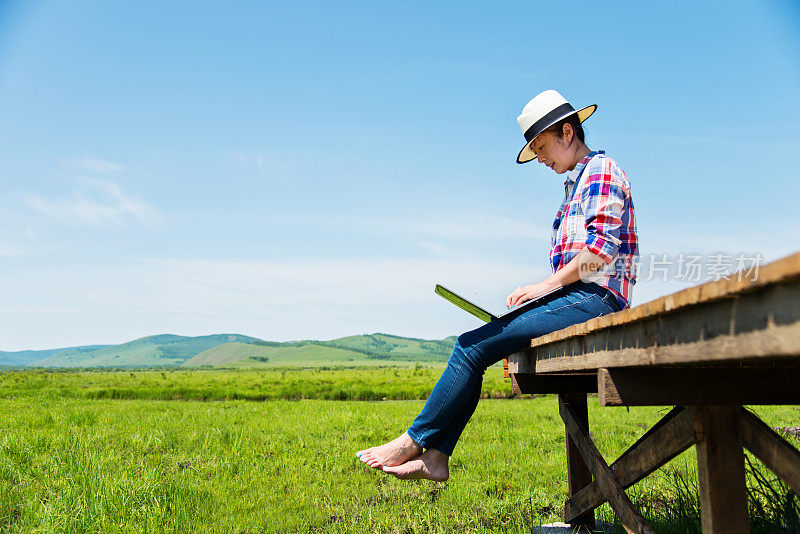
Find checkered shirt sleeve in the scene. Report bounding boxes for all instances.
[550,152,639,308]
[580,159,626,262]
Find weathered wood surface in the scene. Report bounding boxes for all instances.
[565,407,696,522]
[507,252,800,375]
[693,406,750,534]
[597,366,800,406]
[561,394,595,531]
[740,408,800,497]
[538,251,799,348]
[522,322,800,374]
[559,395,655,534]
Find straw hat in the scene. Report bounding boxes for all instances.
[516,90,596,164]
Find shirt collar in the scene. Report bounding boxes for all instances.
[564,149,604,186]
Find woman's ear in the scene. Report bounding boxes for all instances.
[561,122,574,144]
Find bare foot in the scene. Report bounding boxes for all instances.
[381,449,450,481]
[356,433,422,469]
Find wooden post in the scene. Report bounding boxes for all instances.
[565,406,697,522]
[693,406,750,534]
[561,393,595,531]
[560,396,655,534]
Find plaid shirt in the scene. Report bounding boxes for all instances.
[551,150,639,308]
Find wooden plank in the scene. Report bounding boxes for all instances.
[693,406,750,534]
[510,373,596,395]
[509,279,800,372]
[561,393,595,531]
[516,320,800,374]
[503,358,509,378]
[740,408,800,497]
[559,395,655,534]
[565,406,697,522]
[527,251,800,348]
[597,366,800,406]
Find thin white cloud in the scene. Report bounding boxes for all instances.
[227,149,296,175]
[23,177,160,226]
[65,156,124,174]
[278,211,550,246]
[0,256,550,349]
[392,216,548,241]
[4,246,790,350]
[0,241,24,256]
[0,208,37,256]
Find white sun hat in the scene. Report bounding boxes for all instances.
[516,90,596,164]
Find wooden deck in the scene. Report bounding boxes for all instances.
[506,251,800,534]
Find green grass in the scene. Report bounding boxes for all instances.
[0,369,798,533]
[0,367,511,402]
[0,394,665,533]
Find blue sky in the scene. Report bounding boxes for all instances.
[1,1,798,350]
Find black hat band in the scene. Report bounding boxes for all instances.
[523,102,576,143]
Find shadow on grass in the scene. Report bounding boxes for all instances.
[532,520,615,533]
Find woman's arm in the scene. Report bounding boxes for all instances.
[505,246,608,308]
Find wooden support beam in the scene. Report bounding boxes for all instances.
[598,366,800,406]
[565,406,697,522]
[561,393,595,531]
[510,373,597,395]
[740,408,800,497]
[693,406,750,534]
[559,395,655,534]
[519,321,800,375]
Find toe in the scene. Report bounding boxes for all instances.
[381,466,404,479]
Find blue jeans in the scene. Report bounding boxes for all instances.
[406,282,622,456]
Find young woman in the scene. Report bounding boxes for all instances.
[357,90,639,481]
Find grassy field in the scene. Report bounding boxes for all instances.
[0,367,510,402]
[182,343,445,369]
[0,369,798,533]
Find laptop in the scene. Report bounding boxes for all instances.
[435,284,562,323]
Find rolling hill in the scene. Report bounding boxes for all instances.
[183,334,460,368]
[29,334,262,368]
[318,333,458,361]
[0,345,110,367]
[1,333,459,369]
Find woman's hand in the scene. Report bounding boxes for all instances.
[505,248,608,309]
[506,280,562,309]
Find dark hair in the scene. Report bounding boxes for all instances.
[542,113,585,144]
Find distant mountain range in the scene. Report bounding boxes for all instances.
[0,333,458,369]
